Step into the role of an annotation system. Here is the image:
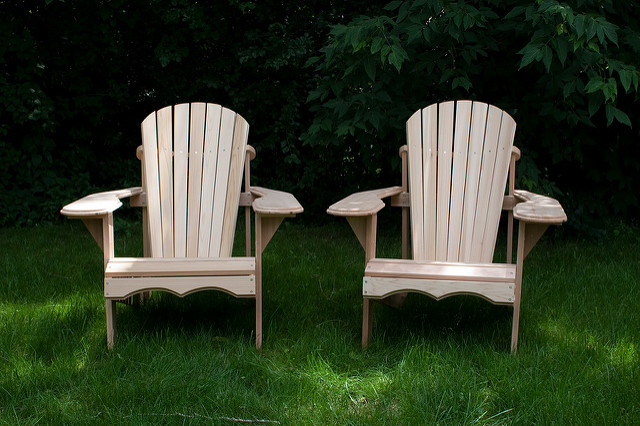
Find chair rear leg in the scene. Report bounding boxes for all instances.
[106,299,117,349]
[255,287,263,350]
[362,298,373,348]
[511,302,520,353]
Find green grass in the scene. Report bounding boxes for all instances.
[1,217,639,424]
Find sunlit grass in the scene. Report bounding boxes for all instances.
[1,218,639,424]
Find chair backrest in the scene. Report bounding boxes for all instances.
[140,102,249,259]
[406,100,516,263]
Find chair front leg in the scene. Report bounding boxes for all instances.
[254,213,287,350]
[344,215,379,348]
[511,220,527,354]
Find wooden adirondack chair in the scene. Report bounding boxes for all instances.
[61,103,303,349]
[328,100,566,352]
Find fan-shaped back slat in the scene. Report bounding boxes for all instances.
[173,103,190,257]
[197,104,223,257]
[447,100,472,261]
[208,107,236,257]
[157,106,174,257]
[186,103,206,258]
[407,109,425,261]
[220,115,250,257]
[459,102,489,262]
[141,112,162,257]
[140,103,249,259]
[435,102,455,261]
[406,101,515,263]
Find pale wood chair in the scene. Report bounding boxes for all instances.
[328,100,566,352]
[61,103,303,349]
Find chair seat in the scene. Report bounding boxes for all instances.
[104,257,256,299]
[364,259,516,305]
[105,257,255,277]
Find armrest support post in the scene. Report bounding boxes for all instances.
[400,145,409,259]
[346,215,378,262]
[79,213,114,268]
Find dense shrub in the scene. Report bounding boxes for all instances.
[303,0,640,230]
[1,0,638,230]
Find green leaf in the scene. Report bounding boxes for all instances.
[306,90,322,102]
[364,57,377,81]
[397,1,410,23]
[596,21,606,45]
[554,37,568,66]
[305,56,320,67]
[542,45,553,71]
[422,27,431,42]
[585,18,597,41]
[588,94,601,117]
[407,25,423,43]
[602,78,617,102]
[504,6,525,19]
[388,50,403,72]
[371,37,385,54]
[619,69,632,93]
[601,21,619,46]
[343,63,356,77]
[605,104,632,127]
[380,44,391,63]
[368,111,381,130]
[376,91,392,103]
[451,76,472,91]
[585,78,605,94]
[439,69,454,83]
[518,44,542,69]
[563,79,576,99]
[573,14,585,37]
[384,0,403,11]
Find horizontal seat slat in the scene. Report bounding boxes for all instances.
[363,276,515,305]
[105,257,255,277]
[365,259,516,282]
[104,276,256,299]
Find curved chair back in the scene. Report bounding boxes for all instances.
[406,100,516,263]
[140,103,249,258]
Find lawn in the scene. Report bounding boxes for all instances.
[1,214,638,424]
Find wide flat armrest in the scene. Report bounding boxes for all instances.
[327,186,403,217]
[61,187,143,217]
[250,186,303,215]
[513,189,567,224]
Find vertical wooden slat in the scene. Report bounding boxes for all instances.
[422,105,438,260]
[220,114,249,257]
[208,107,236,257]
[506,149,517,264]
[469,105,502,262]
[400,146,409,259]
[198,104,222,257]
[446,101,472,261]
[435,101,454,261]
[157,106,174,258]
[244,150,252,258]
[186,103,206,258]
[173,103,189,258]
[141,112,163,257]
[480,111,516,261]
[459,102,488,262]
[406,110,424,261]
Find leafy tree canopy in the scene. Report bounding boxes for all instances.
[1,0,638,231]
[303,0,640,231]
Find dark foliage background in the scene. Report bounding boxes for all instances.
[1,0,638,232]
